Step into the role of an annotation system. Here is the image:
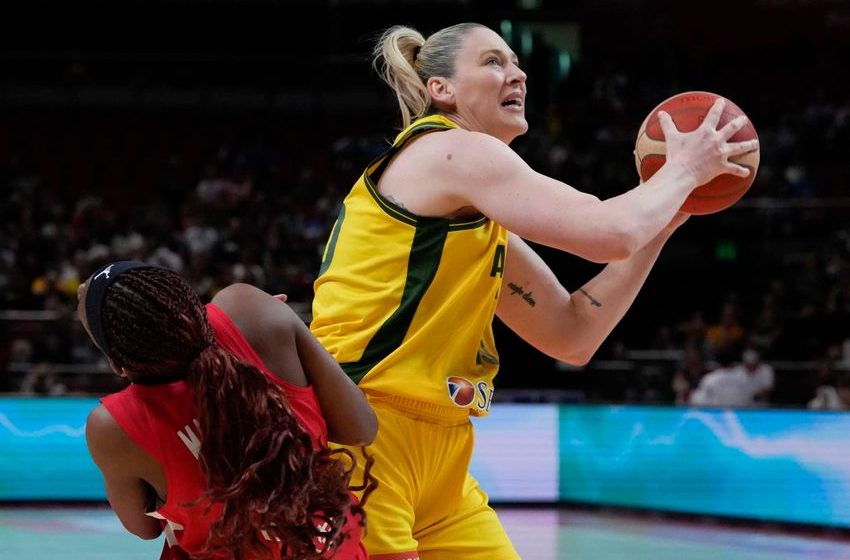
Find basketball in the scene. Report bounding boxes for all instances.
[634,91,760,215]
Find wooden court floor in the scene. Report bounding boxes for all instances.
[2,505,849,559]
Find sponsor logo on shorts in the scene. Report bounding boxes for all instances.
[446,376,495,412]
[446,376,476,407]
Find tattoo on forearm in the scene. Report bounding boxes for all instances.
[578,288,602,307]
[507,282,536,307]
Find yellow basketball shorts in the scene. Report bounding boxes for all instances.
[333,397,520,560]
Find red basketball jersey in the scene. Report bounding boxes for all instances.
[102,303,366,559]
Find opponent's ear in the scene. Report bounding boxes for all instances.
[107,358,127,378]
[427,76,455,110]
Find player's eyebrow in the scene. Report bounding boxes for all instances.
[480,48,520,64]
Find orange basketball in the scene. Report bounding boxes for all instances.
[634,91,760,215]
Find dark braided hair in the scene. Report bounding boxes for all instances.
[101,267,370,559]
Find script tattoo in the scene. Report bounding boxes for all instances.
[507,282,536,307]
[578,288,602,307]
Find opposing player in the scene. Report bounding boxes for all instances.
[81,261,377,559]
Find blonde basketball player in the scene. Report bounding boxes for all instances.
[311,22,757,560]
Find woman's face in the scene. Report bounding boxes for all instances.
[440,27,528,143]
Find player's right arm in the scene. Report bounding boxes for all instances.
[85,405,163,540]
[395,99,756,263]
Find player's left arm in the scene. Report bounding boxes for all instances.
[85,405,163,539]
[496,224,680,366]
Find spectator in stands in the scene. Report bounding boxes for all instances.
[705,302,746,359]
[740,347,775,405]
[672,344,709,405]
[808,359,847,410]
[689,347,772,408]
[19,363,67,396]
[677,311,707,353]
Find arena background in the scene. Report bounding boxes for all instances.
[2,0,850,558]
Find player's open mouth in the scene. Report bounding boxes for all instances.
[501,93,524,110]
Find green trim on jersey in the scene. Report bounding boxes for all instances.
[340,218,449,383]
[362,119,489,230]
[318,204,346,277]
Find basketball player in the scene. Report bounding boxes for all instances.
[310,22,757,560]
[80,261,377,559]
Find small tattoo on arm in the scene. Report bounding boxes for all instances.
[578,288,602,307]
[507,282,536,307]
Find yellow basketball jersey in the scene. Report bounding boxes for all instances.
[311,115,508,417]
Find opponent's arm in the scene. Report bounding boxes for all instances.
[213,284,377,446]
[496,222,680,365]
[292,317,378,445]
[85,405,163,540]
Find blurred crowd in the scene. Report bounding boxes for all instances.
[1,45,849,406]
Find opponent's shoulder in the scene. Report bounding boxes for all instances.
[211,282,265,309]
[211,283,300,349]
[85,404,136,462]
[86,403,118,435]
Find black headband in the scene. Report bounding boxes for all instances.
[84,260,156,356]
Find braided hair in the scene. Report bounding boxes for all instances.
[98,266,368,559]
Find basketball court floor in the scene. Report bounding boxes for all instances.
[2,505,849,559]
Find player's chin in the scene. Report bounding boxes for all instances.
[515,116,529,134]
[505,115,529,138]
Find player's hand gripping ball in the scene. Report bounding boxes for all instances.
[634,91,760,215]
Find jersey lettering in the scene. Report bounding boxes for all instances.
[177,419,202,460]
[146,511,185,547]
[475,381,495,412]
[490,243,506,277]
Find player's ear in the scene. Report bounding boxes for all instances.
[427,76,455,109]
[107,358,128,378]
